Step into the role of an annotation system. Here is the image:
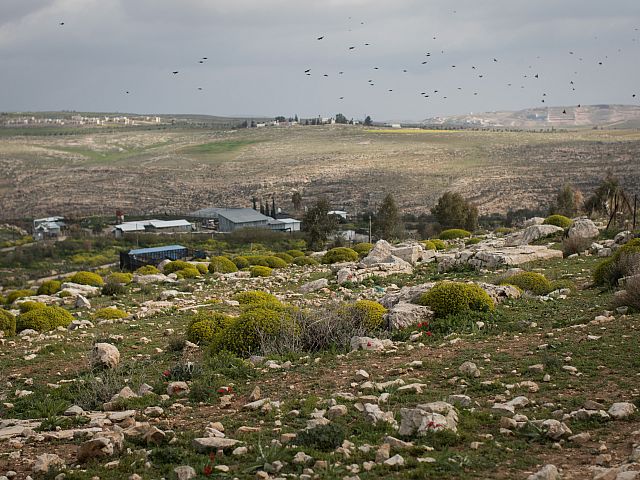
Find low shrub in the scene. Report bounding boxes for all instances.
[418,282,494,318]
[322,247,359,264]
[16,305,74,332]
[550,279,577,293]
[613,275,640,311]
[245,255,270,267]
[69,271,104,287]
[232,256,250,269]
[163,260,192,274]
[293,256,319,267]
[562,236,592,257]
[0,309,16,336]
[135,265,160,275]
[263,256,288,269]
[495,227,515,235]
[352,242,374,258]
[543,214,572,229]
[186,312,233,344]
[37,280,61,295]
[348,300,387,331]
[6,289,36,304]
[234,291,279,305]
[500,272,553,295]
[102,282,126,297]
[250,266,273,277]
[195,263,209,275]
[296,423,346,451]
[465,237,482,246]
[208,256,238,274]
[106,272,133,285]
[422,240,437,251]
[274,252,294,264]
[175,267,201,279]
[18,301,47,313]
[286,249,306,258]
[430,239,447,250]
[439,229,471,240]
[212,308,290,356]
[93,307,129,320]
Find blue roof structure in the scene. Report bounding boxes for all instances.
[128,245,186,255]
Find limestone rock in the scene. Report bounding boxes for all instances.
[174,466,197,480]
[300,278,329,293]
[567,217,599,239]
[540,419,572,440]
[32,453,65,474]
[360,240,394,266]
[527,464,559,480]
[607,402,637,420]
[384,302,434,330]
[459,361,480,378]
[90,343,120,369]
[167,381,190,396]
[384,454,405,467]
[75,295,91,309]
[505,225,564,247]
[192,437,240,452]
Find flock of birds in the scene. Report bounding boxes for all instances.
[56,15,638,112]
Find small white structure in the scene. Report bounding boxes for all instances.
[328,210,348,220]
[112,219,194,238]
[268,217,302,232]
[33,216,65,241]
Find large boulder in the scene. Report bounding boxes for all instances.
[60,282,101,297]
[379,282,436,308]
[77,431,124,462]
[90,343,120,369]
[133,273,176,285]
[361,240,394,266]
[392,244,432,265]
[384,302,434,330]
[300,278,329,293]
[505,225,564,247]
[567,217,599,239]
[398,403,458,436]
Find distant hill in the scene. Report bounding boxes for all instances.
[422,104,640,129]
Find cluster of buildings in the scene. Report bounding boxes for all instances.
[190,208,301,233]
[1,114,164,128]
[32,216,66,241]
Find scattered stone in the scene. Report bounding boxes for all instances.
[32,453,65,474]
[607,402,637,420]
[144,406,164,417]
[292,451,313,465]
[383,454,405,467]
[540,419,572,440]
[167,381,190,396]
[526,464,559,480]
[90,343,120,369]
[64,405,84,416]
[375,443,390,463]
[327,405,348,420]
[300,278,329,293]
[249,386,261,402]
[192,437,240,453]
[354,369,370,381]
[174,466,197,480]
[567,217,599,239]
[75,295,91,309]
[384,302,434,330]
[459,361,480,378]
[232,446,248,456]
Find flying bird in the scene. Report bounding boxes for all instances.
[172,71,179,74]
[304,69,311,73]
[198,87,203,90]
[59,22,64,26]
[317,36,324,40]
[349,46,355,50]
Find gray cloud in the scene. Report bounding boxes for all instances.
[0,0,638,119]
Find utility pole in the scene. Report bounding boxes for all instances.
[368,215,372,243]
[633,194,637,231]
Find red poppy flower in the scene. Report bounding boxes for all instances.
[162,370,171,377]
[426,331,432,336]
[203,464,213,476]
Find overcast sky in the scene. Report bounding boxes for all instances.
[1,0,638,121]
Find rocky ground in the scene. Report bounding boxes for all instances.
[1,223,639,480]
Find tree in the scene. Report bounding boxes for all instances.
[291,191,302,212]
[372,193,404,240]
[294,114,299,122]
[335,113,348,124]
[302,198,338,250]
[363,115,373,126]
[431,192,478,231]
[550,184,579,217]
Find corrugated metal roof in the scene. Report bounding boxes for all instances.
[277,218,301,224]
[148,219,192,228]
[190,207,225,218]
[128,245,186,255]
[217,208,271,224]
[115,221,150,232]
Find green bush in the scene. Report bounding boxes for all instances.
[494,227,515,235]
[163,260,192,274]
[418,282,494,318]
[135,265,160,275]
[69,271,104,287]
[6,289,36,304]
[245,255,270,267]
[550,279,577,293]
[175,267,201,279]
[348,300,387,331]
[293,256,319,266]
[274,252,294,264]
[102,282,126,297]
[322,247,359,264]
[195,263,209,275]
[592,240,640,287]
[93,307,129,320]
[0,309,16,336]
[262,256,287,269]
[439,229,471,240]
[296,423,346,451]
[37,280,61,295]
[106,272,132,285]
[208,256,238,274]
[232,256,250,269]
[500,272,553,295]
[212,307,289,356]
[186,312,233,344]
[422,240,437,251]
[543,215,573,229]
[18,301,47,313]
[16,305,74,332]
[430,239,447,250]
[593,258,618,287]
[352,243,374,258]
[465,237,482,246]
[250,266,273,277]
[286,249,306,258]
